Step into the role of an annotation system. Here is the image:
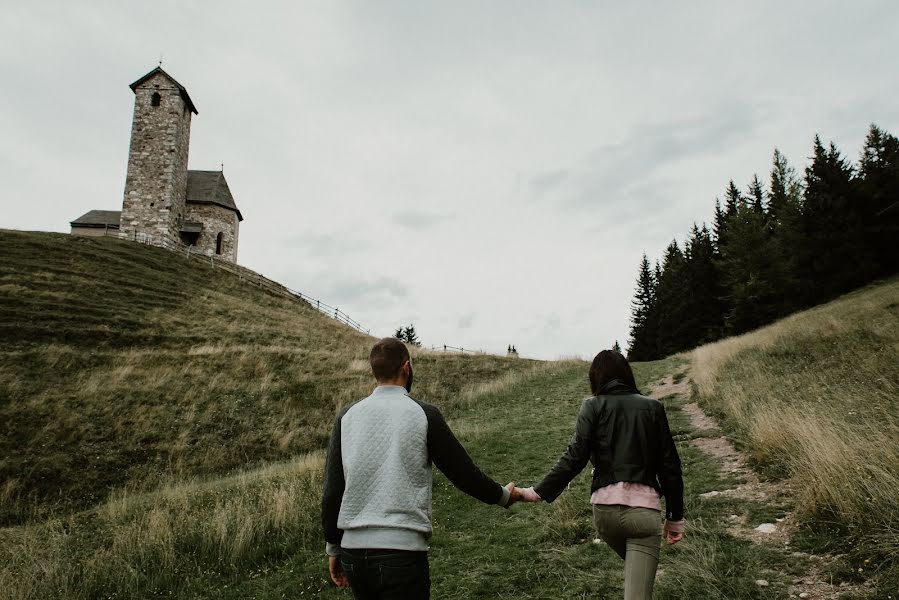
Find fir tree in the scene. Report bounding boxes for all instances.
[683,224,724,343]
[627,254,657,360]
[712,198,727,253]
[653,241,689,357]
[747,174,766,215]
[767,149,803,227]
[859,124,899,275]
[766,149,805,313]
[717,200,784,333]
[402,324,421,347]
[724,180,743,214]
[799,136,872,304]
[612,340,622,354]
[394,327,406,341]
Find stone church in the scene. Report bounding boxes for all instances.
[71,67,243,262]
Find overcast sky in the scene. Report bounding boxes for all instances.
[2,2,898,359]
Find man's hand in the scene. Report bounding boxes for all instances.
[505,482,523,506]
[663,521,685,545]
[328,555,349,588]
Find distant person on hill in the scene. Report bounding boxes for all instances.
[321,337,522,599]
[518,349,685,600]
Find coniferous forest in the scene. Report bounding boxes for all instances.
[628,124,899,360]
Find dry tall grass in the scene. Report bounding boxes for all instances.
[692,277,899,575]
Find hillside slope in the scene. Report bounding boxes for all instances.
[693,276,899,587]
[0,230,535,525]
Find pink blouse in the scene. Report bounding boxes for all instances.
[591,481,662,510]
[590,482,685,533]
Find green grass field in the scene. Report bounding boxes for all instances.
[1,231,895,598]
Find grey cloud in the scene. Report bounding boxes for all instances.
[539,313,561,335]
[282,233,371,258]
[528,106,761,216]
[320,276,410,310]
[390,210,453,230]
[457,312,477,330]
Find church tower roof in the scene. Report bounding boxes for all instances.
[186,170,243,221]
[129,66,198,115]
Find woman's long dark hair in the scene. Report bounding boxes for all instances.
[589,350,640,395]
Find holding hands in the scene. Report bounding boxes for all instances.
[505,483,542,506]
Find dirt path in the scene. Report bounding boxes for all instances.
[650,373,870,600]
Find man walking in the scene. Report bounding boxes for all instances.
[321,337,520,598]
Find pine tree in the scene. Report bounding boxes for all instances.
[799,136,872,304]
[764,148,805,314]
[712,198,727,253]
[747,174,766,215]
[683,224,724,343]
[717,198,784,333]
[859,124,899,276]
[402,324,421,347]
[627,254,657,360]
[653,241,689,357]
[767,149,803,227]
[724,180,743,214]
[612,340,622,354]
[394,327,406,342]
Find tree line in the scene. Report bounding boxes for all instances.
[628,124,899,361]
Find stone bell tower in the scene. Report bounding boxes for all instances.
[119,67,198,244]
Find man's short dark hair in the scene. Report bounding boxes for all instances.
[369,337,410,381]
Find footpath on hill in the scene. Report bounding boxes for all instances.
[218,356,873,599]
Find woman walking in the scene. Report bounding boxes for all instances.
[520,350,684,599]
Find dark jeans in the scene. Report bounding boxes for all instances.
[339,548,430,599]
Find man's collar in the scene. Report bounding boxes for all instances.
[372,384,406,394]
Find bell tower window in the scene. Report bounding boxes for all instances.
[216,232,224,255]
[151,92,161,107]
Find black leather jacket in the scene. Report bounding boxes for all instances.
[534,380,684,521]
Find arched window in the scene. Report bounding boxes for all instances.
[151,92,161,107]
[215,232,224,255]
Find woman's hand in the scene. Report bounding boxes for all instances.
[519,487,542,502]
[663,520,685,545]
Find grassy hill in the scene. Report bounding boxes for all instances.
[0,230,536,525]
[2,229,896,598]
[693,276,899,588]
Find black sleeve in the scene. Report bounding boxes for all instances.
[656,403,684,521]
[417,401,507,506]
[321,409,346,550]
[533,398,595,503]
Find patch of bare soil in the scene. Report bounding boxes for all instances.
[650,372,871,600]
[648,375,691,400]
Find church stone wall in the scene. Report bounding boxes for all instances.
[119,72,192,244]
[187,203,239,262]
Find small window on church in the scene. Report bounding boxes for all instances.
[216,232,224,255]
[151,92,161,107]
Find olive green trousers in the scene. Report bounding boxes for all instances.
[592,505,662,600]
